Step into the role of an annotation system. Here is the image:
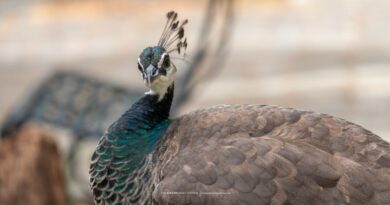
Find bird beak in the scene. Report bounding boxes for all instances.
[144,64,158,86]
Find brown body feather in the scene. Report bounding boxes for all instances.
[151,105,390,205]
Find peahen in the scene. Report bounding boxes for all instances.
[89,11,390,205]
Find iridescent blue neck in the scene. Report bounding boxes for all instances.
[106,84,174,162]
[90,84,174,204]
[111,84,174,132]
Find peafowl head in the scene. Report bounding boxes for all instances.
[137,11,187,99]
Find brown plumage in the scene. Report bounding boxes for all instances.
[89,11,390,205]
[151,105,390,205]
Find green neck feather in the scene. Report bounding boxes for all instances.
[90,85,174,204]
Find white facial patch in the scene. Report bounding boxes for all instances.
[147,64,177,101]
[138,58,144,70]
[157,53,168,68]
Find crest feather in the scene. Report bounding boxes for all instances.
[158,11,188,55]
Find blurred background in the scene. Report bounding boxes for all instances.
[0,0,389,204]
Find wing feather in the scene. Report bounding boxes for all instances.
[153,105,390,205]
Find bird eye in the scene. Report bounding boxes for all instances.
[152,69,158,76]
[137,63,143,72]
[162,55,170,68]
